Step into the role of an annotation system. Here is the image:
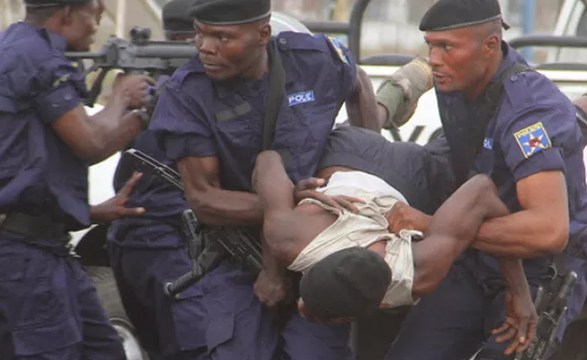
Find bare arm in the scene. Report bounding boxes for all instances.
[52,75,154,163]
[52,103,143,164]
[346,67,387,131]
[499,258,531,295]
[472,171,569,258]
[177,156,263,226]
[390,171,569,258]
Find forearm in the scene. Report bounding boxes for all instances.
[261,233,288,279]
[346,69,382,131]
[88,98,142,162]
[89,206,105,224]
[346,99,383,132]
[188,188,263,226]
[473,210,566,258]
[498,258,530,296]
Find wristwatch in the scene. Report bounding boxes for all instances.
[131,109,151,130]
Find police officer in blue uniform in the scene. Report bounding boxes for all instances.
[384,0,587,359]
[110,0,387,358]
[0,0,154,358]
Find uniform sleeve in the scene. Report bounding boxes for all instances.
[499,106,570,181]
[31,58,86,124]
[322,36,358,102]
[149,85,217,161]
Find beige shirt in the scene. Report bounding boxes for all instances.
[287,171,421,308]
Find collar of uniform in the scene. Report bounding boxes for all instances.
[489,41,516,84]
[16,22,68,51]
[43,28,68,52]
[20,22,69,52]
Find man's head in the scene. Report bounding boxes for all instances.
[420,0,507,96]
[298,247,392,321]
[162,0,197,41]
[190,0,272,81]
[24,0,102,52]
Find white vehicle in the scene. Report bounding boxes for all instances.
[74,3,587,359]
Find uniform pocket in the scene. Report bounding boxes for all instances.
[0,257,28,283]
[215,116,255,139]
[16,255,69,328]
[169,285,207,351]
[205,312,235,354]
[12,316,82,356]
[214,116,259,160]
[0,256,30,328]
[0,95,18,114]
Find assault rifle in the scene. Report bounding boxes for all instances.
[122,149,263,298]
[514,271,578,360]
[65,27,197,107]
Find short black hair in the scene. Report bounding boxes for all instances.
[300,247,392,320]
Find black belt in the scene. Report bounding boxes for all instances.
[0,213,69,241]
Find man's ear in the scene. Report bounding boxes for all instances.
[259,23,272,46]
[60,6,74,26]
[484,35,500,57]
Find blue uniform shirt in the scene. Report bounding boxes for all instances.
[0,23,90,231]
[438,43,587,278]
[319,125,455,215]
[150,32,357,192]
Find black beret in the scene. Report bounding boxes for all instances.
[419,0,510,32]
[163,0,196,32]
[190,0,271,26]
[300,247,392,320]
[24,0,93,7]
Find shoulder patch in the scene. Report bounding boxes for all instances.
[513,122,552,159]
[326,36,350,65]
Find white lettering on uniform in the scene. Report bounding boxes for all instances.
[288,91,315,107]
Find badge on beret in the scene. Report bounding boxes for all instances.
[514,122,552,159]
[327,37,350,66]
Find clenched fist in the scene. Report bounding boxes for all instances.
[112,73,156,110]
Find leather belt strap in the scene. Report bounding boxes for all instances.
[0,213,69,241]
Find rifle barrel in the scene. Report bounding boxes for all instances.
[134,44,197,59]
[65,51,105,60]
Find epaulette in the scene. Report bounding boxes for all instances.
[165,57,207,88]
[274,32,331,53]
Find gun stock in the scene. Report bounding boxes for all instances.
[515,271,577,360]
